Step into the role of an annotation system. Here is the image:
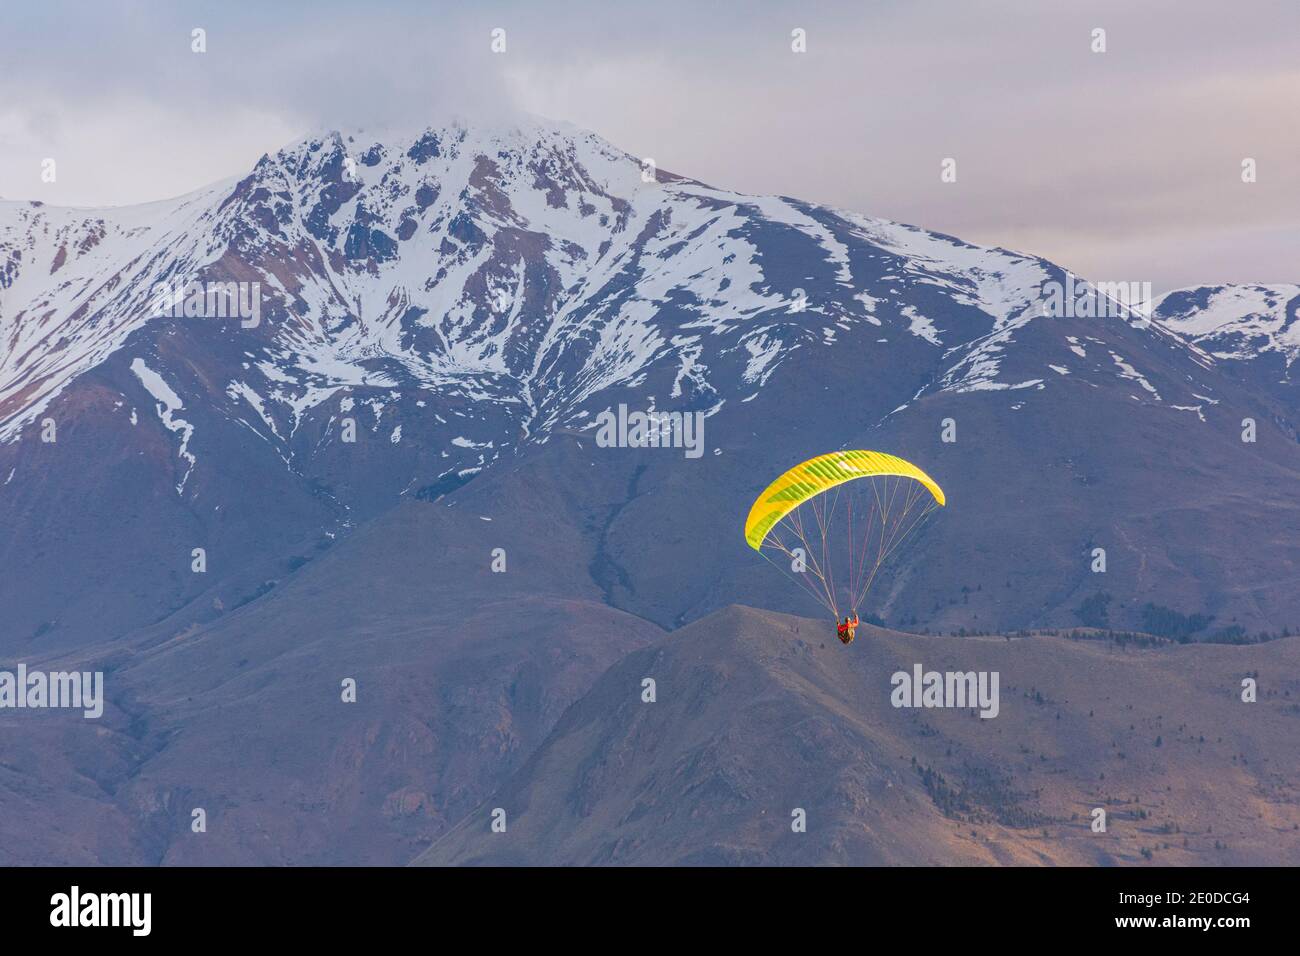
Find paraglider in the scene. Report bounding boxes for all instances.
[744,450,945,640]
[836,613,860,645]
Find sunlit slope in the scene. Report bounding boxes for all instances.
[417,604,1300,866]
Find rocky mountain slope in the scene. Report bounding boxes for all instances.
[0,470,664,864]
[417,605,1300,866]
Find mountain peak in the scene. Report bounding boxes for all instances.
[1156,283,1300,362]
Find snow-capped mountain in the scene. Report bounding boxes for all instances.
[1,118,1297,649]
[1157,284,1300,364]
[1155,284,1300,410]
[4,118,1228,457]
[0,184,235,439]
[2,117,1299,868]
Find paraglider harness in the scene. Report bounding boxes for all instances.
[836,613,860,645]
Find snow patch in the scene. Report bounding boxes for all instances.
[131,357,197,493]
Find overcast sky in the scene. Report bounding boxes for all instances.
[2,0,1296,291]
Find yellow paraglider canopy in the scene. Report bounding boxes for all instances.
[744,449,945,551]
